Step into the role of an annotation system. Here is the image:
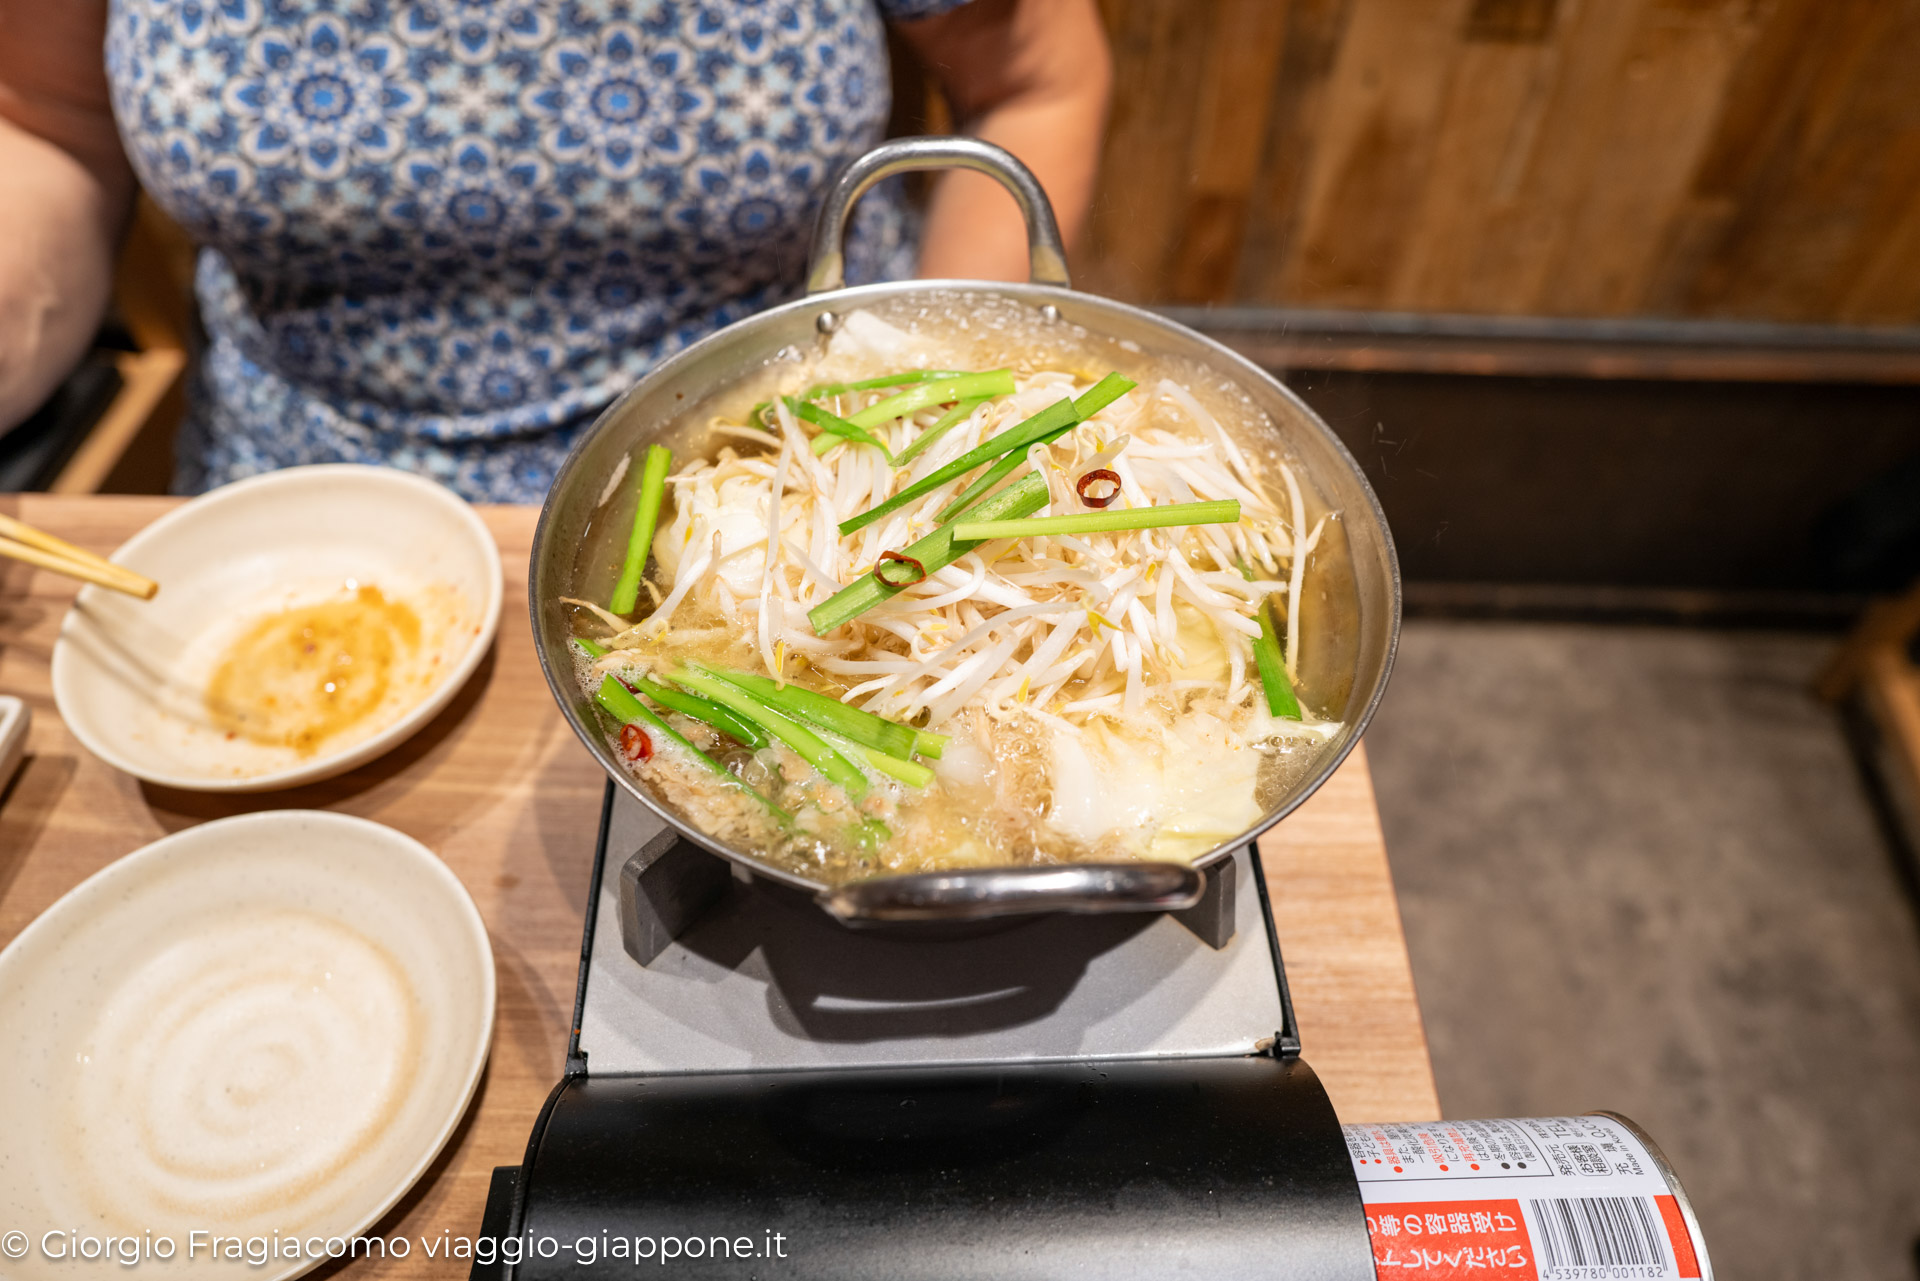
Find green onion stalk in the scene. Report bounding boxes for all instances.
[607,444,672,616]
[593,676,789,818]
[573,637,770,748]
[759,370,988,432]
[839,372,1137,536]
[690,663,944,759]
[665,668,871,797]
[949,499,1240,542]
[810,472,1051,634]
[845,371,1014,429]
[796,400,896,461]
[632,675,770,750]
[838,400,1077,537]
[891,397,985,468]
[929,374,1137,522]
[1238,560,1302,721]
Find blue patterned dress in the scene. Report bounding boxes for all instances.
[105,0,966,501]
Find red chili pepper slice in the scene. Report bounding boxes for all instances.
[619,722,653,762]
[872,550,928,587]
[1077,468,1122,508]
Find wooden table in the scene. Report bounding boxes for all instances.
[0,494,1438,1275]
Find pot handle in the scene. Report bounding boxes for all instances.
[820,861,1204,922]
[806,136,1072,295]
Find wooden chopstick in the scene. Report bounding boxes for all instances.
[0,537,156,598]
[0,514,157,599]
[0,511,135,574]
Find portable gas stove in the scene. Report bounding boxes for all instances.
[471,781,1375,1279]
[474,787,1714,1280]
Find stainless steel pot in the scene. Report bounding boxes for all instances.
[531,137,1400,923]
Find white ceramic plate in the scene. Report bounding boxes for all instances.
[52,465,501,791]
[0,811,495,1281]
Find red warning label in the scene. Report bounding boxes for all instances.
[1364,1198,1534,1278]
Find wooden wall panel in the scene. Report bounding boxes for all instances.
[1083,0,1221,301]
[1278,0,1472,307]
[1380,30,1559,312]
[1684,1,1920,319]
[1075,0,1920,324]
[1230,0,1357,303]
[1159,0,1293,303]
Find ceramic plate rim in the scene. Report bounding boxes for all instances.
[0,809,497,1281]
[50,465,504,792]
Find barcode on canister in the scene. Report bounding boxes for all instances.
[1526,1195,1668,1274]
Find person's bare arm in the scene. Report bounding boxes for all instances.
[893,0,1110,282]
[0,0,134,432]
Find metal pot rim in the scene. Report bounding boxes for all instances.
[530,274,1401,905]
